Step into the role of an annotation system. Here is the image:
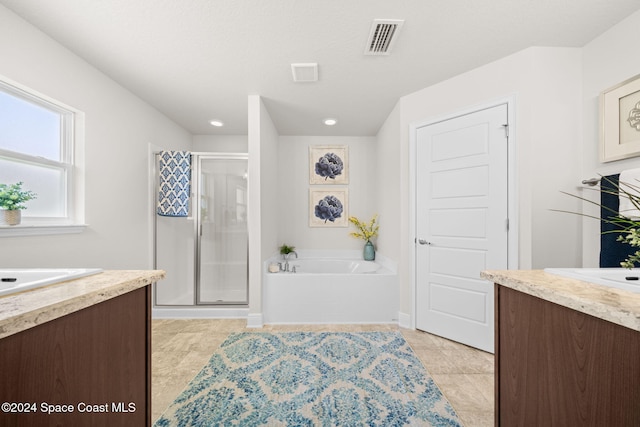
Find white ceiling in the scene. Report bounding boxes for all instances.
[2,0,639,136]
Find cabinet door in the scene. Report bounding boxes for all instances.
[0,287,150,427]
[496,285,640,426]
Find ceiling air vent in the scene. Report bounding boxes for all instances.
[291,63,318,82]
[365,19,404,56]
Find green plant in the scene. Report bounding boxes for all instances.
[279,244,296,255]
[559,175,640,268]
[0,182,37,211]
[348,214,379,242]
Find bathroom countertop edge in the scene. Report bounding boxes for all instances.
[0,270,165,339]
[482,270,640,332]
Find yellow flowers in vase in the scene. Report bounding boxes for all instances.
[349,215,379,261]
[348,215,379,241]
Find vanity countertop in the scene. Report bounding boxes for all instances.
[481,270,640,332]
[0,270,165,339]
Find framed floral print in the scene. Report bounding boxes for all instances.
[309,188,348,227]
[309,145,348,184]
[600,73,640,162]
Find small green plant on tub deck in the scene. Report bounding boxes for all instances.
[0,182,37,210]
[279,244,296,256]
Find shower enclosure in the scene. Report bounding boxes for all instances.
[154,152,248,308]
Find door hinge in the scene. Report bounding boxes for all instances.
[505,218,509,231]
[502,124,509,138]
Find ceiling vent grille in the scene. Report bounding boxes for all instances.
[365,19,404,55]
[291,63,318,82]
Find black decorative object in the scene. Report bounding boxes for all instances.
[600,174,636,267]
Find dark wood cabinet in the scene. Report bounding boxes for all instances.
[0,286,151,427]
[495,284,640,426]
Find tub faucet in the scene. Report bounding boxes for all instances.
[282,252,298,272]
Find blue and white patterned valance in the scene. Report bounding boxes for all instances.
[157,151,191,217]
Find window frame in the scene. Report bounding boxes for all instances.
[0,75,85,236]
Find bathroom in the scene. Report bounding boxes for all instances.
[3,12,640,324]
[1,2,640,426]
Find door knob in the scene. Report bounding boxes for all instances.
[417,239,432,245]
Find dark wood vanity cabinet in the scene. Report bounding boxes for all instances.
[495,284,640,426]
[0,286,152,427]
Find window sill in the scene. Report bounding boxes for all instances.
[0,224,87,237]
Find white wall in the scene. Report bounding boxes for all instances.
[375,103,402,259]
[396,46,583,317]
[260,103,280,267]
[581,9,640,267]
[528,48,584,269]
[247,95,279,324]
[277,136,377,251]
[0,5,192,269]
[247,96,262,320]
[193,135,248,153]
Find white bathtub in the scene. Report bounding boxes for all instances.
[0,268,103,297]
[263,252,398,324]
[282,258,381,274]
[544,268,640,293]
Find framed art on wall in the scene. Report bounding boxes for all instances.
[309,188,348,227]
[309,145,349,184]
[600,73,640,162]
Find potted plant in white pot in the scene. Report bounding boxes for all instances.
[0,182,37,226]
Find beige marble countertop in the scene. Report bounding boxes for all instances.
[481,270,640,332]
[0,270,165,339]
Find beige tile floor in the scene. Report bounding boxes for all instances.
[152,320,494,426]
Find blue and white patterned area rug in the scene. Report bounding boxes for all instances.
[154,332,462,426]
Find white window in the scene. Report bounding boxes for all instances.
[0,76,84,233]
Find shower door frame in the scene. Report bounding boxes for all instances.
[153,151,249,307]
[193,153,249,306]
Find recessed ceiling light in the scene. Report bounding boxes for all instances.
[323,118,337,126]
[209,119,224,127]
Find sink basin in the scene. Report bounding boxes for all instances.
[0,268,103,297]
[544,268,640,293]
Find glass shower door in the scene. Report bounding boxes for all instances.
[196,156,248,304]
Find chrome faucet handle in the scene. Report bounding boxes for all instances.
[291,265,297,273]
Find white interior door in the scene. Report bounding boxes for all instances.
[415,104,508,353]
